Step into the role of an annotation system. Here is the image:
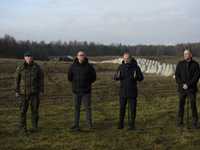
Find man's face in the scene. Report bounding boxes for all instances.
[77,51,85,63]
[24,56,33,64]
[184,50,192,61]
[123,54,132,64]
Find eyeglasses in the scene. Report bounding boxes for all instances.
[79,55,85,56]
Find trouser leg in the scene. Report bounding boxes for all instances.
[83,93,92,126]
[73,93,82,127]
[30,95,40,127]
[118,97,127,128]
[189,93,198,125]
[178,92,186,125]
[129,98,137,127]
[19,95,29,127]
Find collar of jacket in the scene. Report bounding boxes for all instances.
[183,58,193,64]
[74,57,88,66]
[24,60,35,67]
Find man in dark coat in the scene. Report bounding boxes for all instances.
[14,51,44,131]
[175,49,199,129]
[114,52,144,129]
[68,50,96,129]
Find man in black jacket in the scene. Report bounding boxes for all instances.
[68,50,96,129]
[114,52,144,129]
[175,49,199,129]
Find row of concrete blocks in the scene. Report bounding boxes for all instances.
[90,58,176,77]
[137,58,176,77]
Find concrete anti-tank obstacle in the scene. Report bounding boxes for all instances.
[151,64,158,74]
[165,64,175,77]
[156,64,163,74]
[160,63,166,75]
[141,64,147,72]
[148,64,154,73]
[162,64,169,76]
[145,64,152,73]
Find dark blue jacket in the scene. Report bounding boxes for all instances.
[114,58,144,98]
[175,58,200,93]
[68,58,96,94]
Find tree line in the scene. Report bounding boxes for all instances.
[0,34,200,61]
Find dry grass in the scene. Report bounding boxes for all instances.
[1,56,200,150]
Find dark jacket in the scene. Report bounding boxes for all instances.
[175,58,200,93]
[68,58,96,94]
[14,61,44,95]
[114,58,144,98]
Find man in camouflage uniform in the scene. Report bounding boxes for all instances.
[14,51,44,131]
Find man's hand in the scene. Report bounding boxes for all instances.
[182,84,188,90]
[39,92,43,96]
[15,92,20,97]
[134,71,136,79]
[115,71,120,79]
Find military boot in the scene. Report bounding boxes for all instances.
[32,124,40,132]
[176,117,183,127]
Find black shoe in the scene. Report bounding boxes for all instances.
[117,124,123,130]
[193,125,199,129]
[176,123,183,127]
[117,126,123,130]
[33,125,40,132]
[128,126,134,130]
[177,117,183,127]
[70,125,77,129]
[88,125,93,130]
[117,121,124,130]
[129,122,135,129]
[13,125,25,133]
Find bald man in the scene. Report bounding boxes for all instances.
[175,49,200,129]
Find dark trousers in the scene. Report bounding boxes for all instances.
[19,95,40,127]
[119,97,137,126]
[178,92,198,124]
[73,93,92,126]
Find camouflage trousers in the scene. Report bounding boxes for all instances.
[19,94,40,127]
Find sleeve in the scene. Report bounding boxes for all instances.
[68,64,73,83]
[39,67,44,93]
[135,66,144,81]
[187,63,200,88]
[175,62,185,87]
[90,65,96,83]
[14,65,21,93]
[114,66,120,81]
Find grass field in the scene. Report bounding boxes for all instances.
[1,56,200,150]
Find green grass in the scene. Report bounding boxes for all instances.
[1,57,200,149]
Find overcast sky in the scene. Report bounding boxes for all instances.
[0,0,200,45]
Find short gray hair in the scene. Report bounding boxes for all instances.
[184,49,192,54]
[123,52,132,59]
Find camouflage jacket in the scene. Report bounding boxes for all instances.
[14,61,44,95]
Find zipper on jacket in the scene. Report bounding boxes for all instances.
[77,65,79,90]
[126,67,128,98]
[81,66,83,94]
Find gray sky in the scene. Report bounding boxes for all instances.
[0,0,200,45]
